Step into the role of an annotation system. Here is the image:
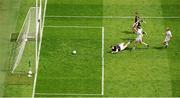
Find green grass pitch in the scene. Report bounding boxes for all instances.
[1,0,180,97]
[33,0,180,97]
[36,27,103,95]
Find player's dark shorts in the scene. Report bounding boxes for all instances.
[137,22,141,27]
[116,45,121,51]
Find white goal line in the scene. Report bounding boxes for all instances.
[46,15,180,19]
[35,93,102,96]
[44,25,103,29]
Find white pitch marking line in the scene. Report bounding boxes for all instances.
[32,0,48,97]
[101,27,105,95]
[35,93,102,96]
[44,25,103,29]
[32,0,40,96]
[45,15,180,19]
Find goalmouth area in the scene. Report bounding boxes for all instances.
[34,26,104,96]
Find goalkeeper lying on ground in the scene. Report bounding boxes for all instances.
[111,40,131,54]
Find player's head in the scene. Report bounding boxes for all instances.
[135,12,138,15]
[166,27,170,31]
[111,46,116,51]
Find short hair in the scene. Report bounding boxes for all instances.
[135,12,138,15]
[111,46,116,51]
[166,27,170,31]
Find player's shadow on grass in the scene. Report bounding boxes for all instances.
[153,46,164,50]
[122,31,132,34]
[125,47,132,51]
[120,38,135,41]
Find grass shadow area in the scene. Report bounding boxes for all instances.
[153,46,164,50]
[120,38,135,41]
[122,31,133,34]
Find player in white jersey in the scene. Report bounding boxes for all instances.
[111,40,131,54]
[163,27,172,48]
[133,26,149,50]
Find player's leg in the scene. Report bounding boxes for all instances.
[164,41,169,48]
[132,22,138,33]
[132,27,136,33]
[163,38,170,48]
[132,41,138,50]
[141,41,149,47]
[121,41,131,50]
[163,40,166,45]
[132,37,140,50]
[132,44,137,50]
[140,38,149,47]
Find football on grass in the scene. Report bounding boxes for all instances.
[72,50,77,54]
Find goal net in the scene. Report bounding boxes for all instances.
[11,0,46,74]
[11,7,37,73]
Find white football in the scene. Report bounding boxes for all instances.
[25,38,28,42]
[28,74,32,78]
[28,70,32,78]
[28,70,32,75]
[72,50,77,54]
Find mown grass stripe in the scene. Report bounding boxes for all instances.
[35,93,102,96]
[44,25,103,29]
[46,16,180,19]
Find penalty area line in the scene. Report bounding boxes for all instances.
[35,93,102,96]
[101,27,104,95]
[44,25,103,29]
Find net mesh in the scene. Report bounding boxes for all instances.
[11,7,36,73]
[11,0,46,74]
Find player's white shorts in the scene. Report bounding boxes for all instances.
[135,37,142,43]
[118,43,125,50]
[165,37,170,42]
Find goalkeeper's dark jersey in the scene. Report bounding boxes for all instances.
[135,15,142,27]
[135,15,140,23]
